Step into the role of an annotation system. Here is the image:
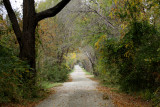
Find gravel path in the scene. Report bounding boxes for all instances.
[36,65,114,107]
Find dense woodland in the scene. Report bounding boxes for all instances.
[0,0,160,106]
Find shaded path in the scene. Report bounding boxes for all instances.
[36,65,114,107]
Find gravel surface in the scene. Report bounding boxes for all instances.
[36,65,114,107]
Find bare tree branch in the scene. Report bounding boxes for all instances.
[3,0,22,45]
[85,4,115,29]
[36,0,71,22]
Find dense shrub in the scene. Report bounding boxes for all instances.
[40,61,70,82]
[94,35,120,86]
[117,21,160,93]
[95,21,160,101]
[0,45,43,104]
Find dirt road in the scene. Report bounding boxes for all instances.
[36,65,114,107]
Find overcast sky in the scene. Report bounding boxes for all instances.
[1,0,44,17]
[10,0,43,12]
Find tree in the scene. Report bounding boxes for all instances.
[3,0,71,78]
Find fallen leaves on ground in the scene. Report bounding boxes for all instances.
[67,76,73,82]
[97,86,152,107]
[87,75,153,107]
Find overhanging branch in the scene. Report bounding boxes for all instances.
[85,4,115,29]
[36,0,71,22]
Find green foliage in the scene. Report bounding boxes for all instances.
[40,81,62,89]
[95,36,120,87]
[95,20,160,102]
[152,87,160,106]
[118,21,160,93]
[0,44,43,104]
[40,62,69,82]
[0,16,47,104]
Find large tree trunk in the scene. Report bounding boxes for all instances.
[3,0,71,80]
[20,0,37,77]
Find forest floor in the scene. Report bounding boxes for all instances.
[36,65,114,107]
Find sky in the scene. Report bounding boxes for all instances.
[10,0,43,12]
[1,0,44,17]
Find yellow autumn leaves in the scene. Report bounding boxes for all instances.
[64,53,77,60]
[109,0,154,38]
[95,35,107,50]
[124,42,134,58]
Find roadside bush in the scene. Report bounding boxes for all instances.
[0,45,42,104]
[117,21,160,94]
[41,61,70,82]
[94,35,120,87]
[152,87,160,106]
[95,21,160,101]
